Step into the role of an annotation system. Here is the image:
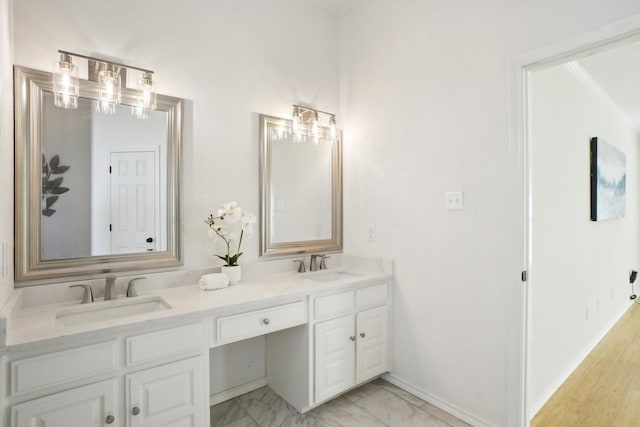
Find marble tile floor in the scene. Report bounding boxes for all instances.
[210,378,471,427]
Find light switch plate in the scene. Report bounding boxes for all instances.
[444,191,464,210]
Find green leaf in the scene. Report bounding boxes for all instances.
[42,162,49,174]
[50,187,69,195]
[49,155,60,169]
[216,255,228,263]
[42,208,55,217]
[46,196,58,208]
[52,165,70,174]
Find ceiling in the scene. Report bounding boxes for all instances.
[576,40,640,130]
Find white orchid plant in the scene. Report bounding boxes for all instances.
[205,201,256,266]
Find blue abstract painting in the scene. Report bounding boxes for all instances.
[590,137,626,221]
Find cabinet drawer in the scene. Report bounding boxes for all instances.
[216,301,306,345]
[356,283,388,309]
[126,323,203,366]
[11,341,118,396]
[314,291,355,321]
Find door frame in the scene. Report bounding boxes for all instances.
[509,14,640,427]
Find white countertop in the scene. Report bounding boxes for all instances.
[4,266,392,349]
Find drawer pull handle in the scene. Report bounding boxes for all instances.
[132,407,141,416]
[106,415,115,424]
[349,336,356,341]
[360,332,366,338]
[263,318,270,325]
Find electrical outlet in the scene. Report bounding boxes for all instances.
[368,224,376,241]
[444,191,464,210]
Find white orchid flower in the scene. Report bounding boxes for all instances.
[241,212,257,225]
[227,232,238,241]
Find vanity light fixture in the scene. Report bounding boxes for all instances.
[52,53,79,109]
[52,50,157,119]
[290,105,338,142]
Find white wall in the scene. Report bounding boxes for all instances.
[0,0,13,308]
[12,0,338,397]
[339,1,640,426]
[528,63,639,416]
[12,0,339,271]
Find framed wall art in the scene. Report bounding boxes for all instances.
[590,136,626,221]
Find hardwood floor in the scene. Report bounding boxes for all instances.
[532,304,640,426]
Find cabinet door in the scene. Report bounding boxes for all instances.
[127,357,204,427]
[315,315,356,402]
[11,379,118,427]
[356,305,389,384]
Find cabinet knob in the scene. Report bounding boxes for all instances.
[105,415,115,424]
[360,332,366,338]
[263,318,270,325]
[349,336,356,341]
[132,406,141,416]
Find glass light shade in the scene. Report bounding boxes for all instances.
[132,73,157,119]
[97,69,121,114]
[311,111,319,141]
[292,106,300,134]
[52,57,79,109]
[329,116,337,141]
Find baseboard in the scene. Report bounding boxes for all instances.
[382,373,495,427]
[209,377,268,406]
[528,301,632,418]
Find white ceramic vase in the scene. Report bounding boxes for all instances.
[221,265,242,285]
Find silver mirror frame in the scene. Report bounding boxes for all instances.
[14,66,183,284]
[259,114,342,258]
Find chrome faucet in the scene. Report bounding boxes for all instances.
[127,277,146,297]
[310,254,322,271]
[293,259,306,273]
[104,275,117,300]
[320,255,330,270]
[69,284,94,304]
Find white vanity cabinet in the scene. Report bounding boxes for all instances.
[314,284,389,403]
[266,281,390,412]
[6,322,208,427]
[11,379,119,427]
[126,356,205,427]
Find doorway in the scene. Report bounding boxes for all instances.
[519,20,640,426]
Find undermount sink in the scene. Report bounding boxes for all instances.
[304,271,362,283]
[55,296,171,329]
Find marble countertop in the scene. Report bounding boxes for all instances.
[3,265,392,349]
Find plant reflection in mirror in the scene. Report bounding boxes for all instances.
[205,201,256,266]
[41,154,70,217]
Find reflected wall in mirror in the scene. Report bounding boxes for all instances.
[259,114,342,257]
[15,66,183,283]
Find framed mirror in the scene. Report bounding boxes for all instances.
[14,66,183,283]
[259,114,342,257]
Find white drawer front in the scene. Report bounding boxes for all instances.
[356,283,388,309]
[11,341,118,396]
[314,291,355,321]
[126,323,203,366]
[216,301,306,345]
